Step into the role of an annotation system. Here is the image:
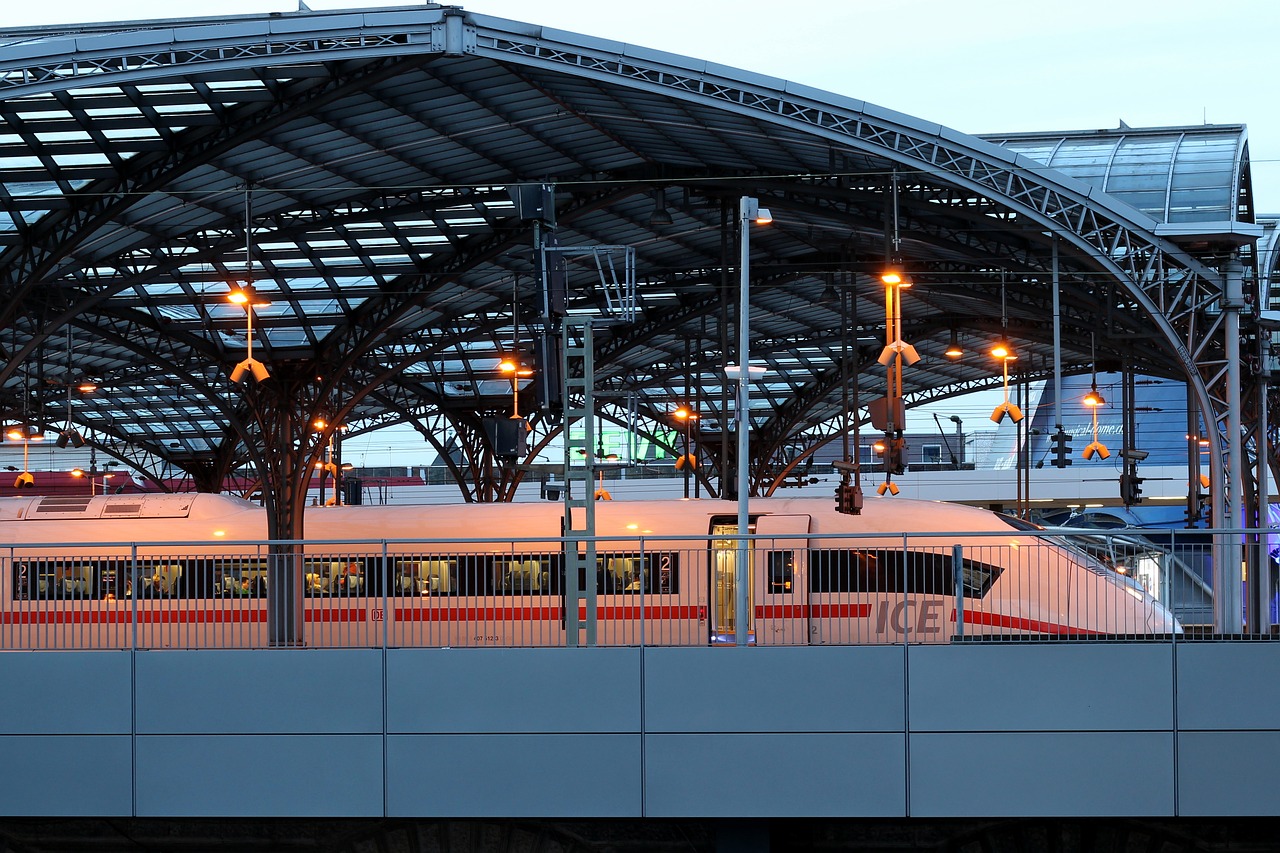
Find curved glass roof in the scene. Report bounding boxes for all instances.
[985,125,1250,224]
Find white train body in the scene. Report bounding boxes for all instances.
[0,492,1179,650]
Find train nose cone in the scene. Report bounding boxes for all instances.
[1146,600,1182,634]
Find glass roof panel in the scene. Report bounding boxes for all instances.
[5,180,62,196]
[1169,135,1237,222]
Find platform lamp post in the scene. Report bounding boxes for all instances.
[732,195,772,646]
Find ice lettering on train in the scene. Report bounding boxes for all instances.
[874,599,944,635]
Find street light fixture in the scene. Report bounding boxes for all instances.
[734,195,771,646]
[313,417,349,505]
[500,356,534,422]
[989,339,1023,423]
[1082,333,1109,460]
[70,467,115,494]
[228,284,271,383]
[7,425,42,487]
[1082,384,1111,460]
[673,406,699,498]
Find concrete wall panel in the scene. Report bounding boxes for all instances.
[909,732,1175,817]
[0,651,131,734]
[1178,732,1280,815]
[386,733,641,817]
[909,643,1174,731]
[644,733,906,817]
[0,735,132,816]
[135,734,383,816]
[135,649,384,734]
[644,646,905,733]
[387,647,641,733]
[1177,643,1280,730]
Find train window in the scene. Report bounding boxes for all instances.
[135,563,185,598]
[494,556,555,595]
[809,549,1002,598]
[595,552,678,594]
[206,560,268,598]
[328,558,369,596]
[767,551,794,594]
[997,514,1044,532]
[394,559,456,595]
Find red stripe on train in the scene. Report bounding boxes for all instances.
[757,603,874,619]
[393,605,702,622]
[951,609,1103,636]
[0,609,268,624]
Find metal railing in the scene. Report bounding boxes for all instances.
[0,526,1248,651]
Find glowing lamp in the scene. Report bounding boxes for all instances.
[990,340,1016,360]
[226,284,270,307]
[944,331,963,360]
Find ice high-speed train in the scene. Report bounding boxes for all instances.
[0,492,1179,649]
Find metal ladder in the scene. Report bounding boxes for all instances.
[561,317,597,647]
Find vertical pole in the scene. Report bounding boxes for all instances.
[736,196,752,647]
[1051,236,1063,432]
[696,315,706,499]
[1187,386,1201,525]
[1218,257,1244,633]
[720,201,731,499]
[1256,322,1272,633]
[952,544,964,638]
[683,337,691,500]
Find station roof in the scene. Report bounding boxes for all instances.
[985,124,1252,226]
[0,5,1254,493]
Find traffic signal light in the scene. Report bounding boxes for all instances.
[1050,430,1073,469]
[1119,468,1144,505]
[885,435,907,475]
[834,483,863,515]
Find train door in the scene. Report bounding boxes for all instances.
[708,516,754,644]
[752,514,811,645]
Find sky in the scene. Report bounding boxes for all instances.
[3,0,1274,468]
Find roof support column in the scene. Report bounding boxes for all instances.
[1216,257,1244,633]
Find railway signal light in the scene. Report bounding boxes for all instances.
[1120,468,1144,505]
[886,436,907,475]
[834,483,863,515]
[1051,430,1073,468]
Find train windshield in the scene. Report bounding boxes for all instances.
[995,512,1138,585]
